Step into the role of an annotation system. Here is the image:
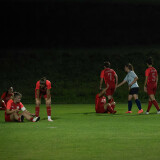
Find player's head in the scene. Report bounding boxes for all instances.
[125,63,133,72]
[8,87,13,94]
[104,61,110,68]
[40,77,46,88]
[146,57,153,66]
[13,92,22,103]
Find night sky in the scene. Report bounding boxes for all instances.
[1,0,160,49]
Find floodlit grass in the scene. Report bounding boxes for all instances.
[0,104,160,160]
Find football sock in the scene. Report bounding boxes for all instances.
[147,101,152,112]
[128,100,132,111]
[107,105,114,113]
[18,117,21,122]
[135,99,142,110]
[35,106,40,117]
[47,106,51,117]
[152,100,160,111]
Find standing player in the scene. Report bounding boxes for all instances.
[5,92,40,122]
[99,61,118,110]
[35,77,53,121]
[0,87,14,110]
[144,57,160,114]
[116,63,143,114]
[95,84,117,114]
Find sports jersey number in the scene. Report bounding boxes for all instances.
[108,73,112,81]
[152,73,156,82]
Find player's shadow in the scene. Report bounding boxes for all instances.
[41,117,60,120]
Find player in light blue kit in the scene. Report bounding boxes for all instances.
[117,63,143,114]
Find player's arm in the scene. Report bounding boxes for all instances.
[36,89,40,99]
[156,75,158,86]
[117,80,127,88]
[115,73,118,88]
[6,109,19,115]
[144,76,148,92]
[99,84,109,97]
[129,77,138,87]
[46,89,51,100]
[99,78,103,90]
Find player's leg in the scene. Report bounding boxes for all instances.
[45,97,53,121]
[133,94,143,114]
[146,97,152,114]
[21,111,40,122]
[35,98,41,117]
[149,94,160,112]
[12,112,21,122]
[126,95,133,113]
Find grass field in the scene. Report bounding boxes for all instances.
[0,104,160,160]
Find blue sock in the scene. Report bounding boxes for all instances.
[135,99,142,110]
[128,101,132,111]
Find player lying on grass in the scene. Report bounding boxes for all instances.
[35,77,53,122]
[99,61,118,110]
[5,92,40,122]
[0,87,14,110]
[95,84,117,114]
[144,57,160,114]
[116,63,143,114]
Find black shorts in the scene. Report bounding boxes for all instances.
[129,87,139,95]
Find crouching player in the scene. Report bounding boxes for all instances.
[144,57,160,114]
[5,92,40,122]
[0,87,14,110]
[35,77,53,122]
[95,85,117,114]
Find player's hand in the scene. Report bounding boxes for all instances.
[144,86,147,93]
[15,109,20,113]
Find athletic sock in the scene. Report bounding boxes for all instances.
[47,106,51,118]
[35,106,40,117]
[128,101,132,111]
[18,117,21,122]
[152,100,160,111]
[135,99,142,110]
[107,105,114,113]
[147,101,152,112]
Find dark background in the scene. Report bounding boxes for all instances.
[1,0,160,104]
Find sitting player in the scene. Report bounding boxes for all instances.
[35,77,53,122]
[5,92,40,122]
[0,87,14,110]
[95,85,117,114]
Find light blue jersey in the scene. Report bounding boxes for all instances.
[124,71,139,88]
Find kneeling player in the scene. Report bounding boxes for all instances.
[35,77,53,121]
[95,86,117,114]
[5,92,40,122]
[0,87,14,110]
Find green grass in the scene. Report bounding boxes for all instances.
[0,104,160,160]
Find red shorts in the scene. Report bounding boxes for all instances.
[106,85,115,96]
[35,92,47,99]
[5,114,11,122]
[96,105,106,113]
[147,84,157,95]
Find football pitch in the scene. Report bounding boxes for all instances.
[0,104,160,160]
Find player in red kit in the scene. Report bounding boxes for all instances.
[0,87,14,110]
[35,77,53,121]
[99,61,118,110]
[5,92,40,122]
[144,57,160,114]
[95,85,117,114]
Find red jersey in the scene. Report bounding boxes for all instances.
[35,80,51,94]
[95,94,106,112]
[145,67,157,86]
[5,99,24,116]
[100,68,116,86]
[1,92,13,104]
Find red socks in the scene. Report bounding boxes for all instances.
[147,101,152,112]
[107,105,114,113]
[109,98,115,110]
[47,106,51,116]
[35,106,40,117]
[30,117,33,122]
[152,100,160,111]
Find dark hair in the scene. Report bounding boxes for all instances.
[146,57,153,65]
[13,92,22,98]
[104,61,110,68]
[125,63,134,71]
[40,77,46,85]
[6,87,13,97]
